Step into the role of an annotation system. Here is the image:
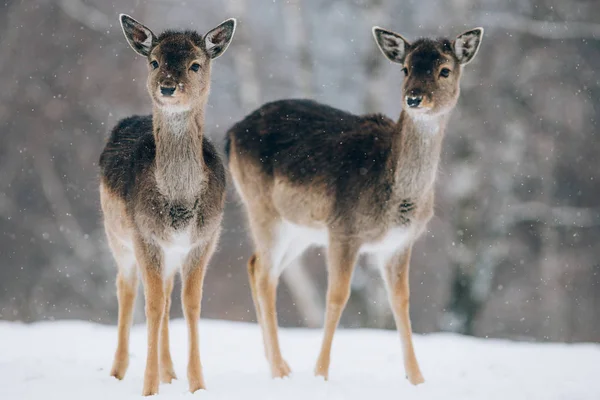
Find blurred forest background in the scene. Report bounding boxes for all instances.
[1,0,599,343]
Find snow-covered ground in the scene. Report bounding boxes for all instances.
[1,319,598,399]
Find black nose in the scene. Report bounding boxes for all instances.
[160,86,176,96]
[406,96,422,108]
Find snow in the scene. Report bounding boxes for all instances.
[1,319,598,399]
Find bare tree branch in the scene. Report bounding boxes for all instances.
[480,12,600,40]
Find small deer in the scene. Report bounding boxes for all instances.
[99,14,235,396]
[226,27,483,383]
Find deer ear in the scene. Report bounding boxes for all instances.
[204,18,236,59]
[372,27,410,64]
[453,27,484,65]
[119,14,157,57]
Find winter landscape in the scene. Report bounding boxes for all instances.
[1,319,599,399]
[1,0,599,399]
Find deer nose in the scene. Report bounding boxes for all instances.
[406,95,422,108]
[160,86,176,96]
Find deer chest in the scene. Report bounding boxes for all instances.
[395,198,416,225]
[167,199,200,230]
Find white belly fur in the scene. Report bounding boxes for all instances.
[161,229,195,278]
[271,220,412,275]
[360,227,413,254]
[114,229,196,279]
[270,220,328,276]
[111,232,137,279]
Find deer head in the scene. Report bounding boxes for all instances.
[119,14,236,113]
[373,27,483,117]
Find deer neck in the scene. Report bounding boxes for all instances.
[153,104,206,201]
[392,110,449,197]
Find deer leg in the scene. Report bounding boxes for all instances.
[254,253,291,378]
[104,227,138,381]
[181,237,216,393]
[247,253,269,358]
[314,240,359,379]
[182,265,206,393]
[140,268,165,396]
[110,270,138,380]
[245,214,293,378]
[382,246,424,385]
[159,274,177,383]
[134,239,166,397]
[249,236,310,361]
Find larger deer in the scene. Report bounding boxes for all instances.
[99,15,235,396]
[226,27,483,383]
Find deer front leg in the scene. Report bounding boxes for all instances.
[181,237,216,393]
[135,239,166,396]
[182,265,206,393]
[314,239,359,379]
[159,274,177,383]
[382,246,424,385]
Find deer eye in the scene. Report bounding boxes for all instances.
[440,68,451,78]
[150,60,159,70]
[402,67,408,76]
[190,63,200,72]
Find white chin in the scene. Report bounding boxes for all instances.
[406,107,433,117]
[160,103,191,113]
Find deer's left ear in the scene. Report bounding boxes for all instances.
[453,27,484,65]
[204,18,236,59]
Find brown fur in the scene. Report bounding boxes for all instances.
[227,27,483,384]
[99,15,235,396]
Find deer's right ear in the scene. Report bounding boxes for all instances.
[119,14,157,57]
[372,27,410,64]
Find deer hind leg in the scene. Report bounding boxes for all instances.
[159,274,177,383]
[314,239,360,379]
[246,215,300,378]
[105,229,138,381]
[247,253,268,358]
[248,225,311,364]
[252,251,292,378]
[181,235,217,393]
[381,246,424,385]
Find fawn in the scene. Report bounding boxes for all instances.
[99,14,235,396]
[226,26,483,383]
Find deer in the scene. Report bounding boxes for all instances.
[225,26,483,384]
[98,14,236,396]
